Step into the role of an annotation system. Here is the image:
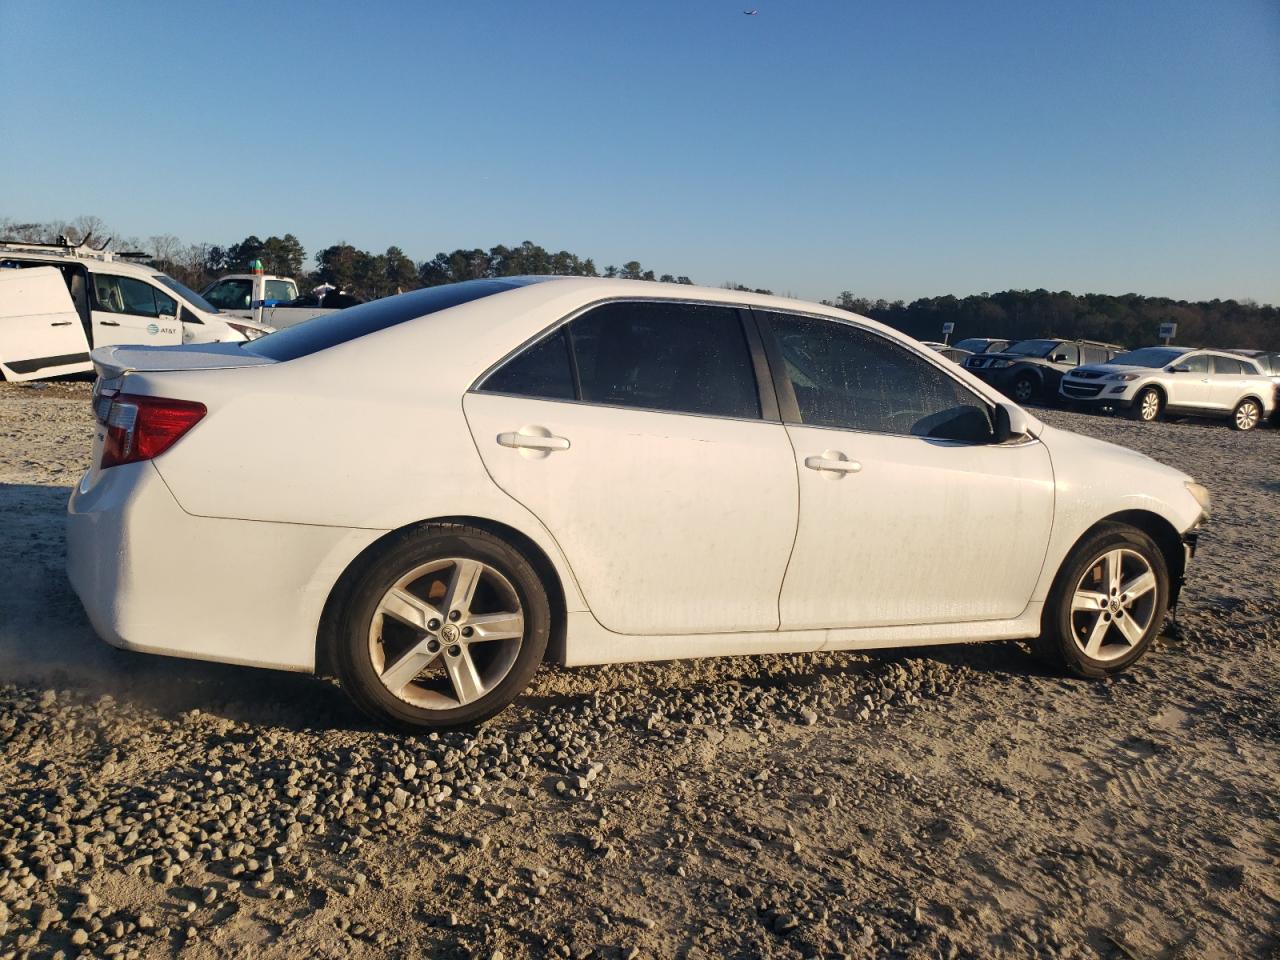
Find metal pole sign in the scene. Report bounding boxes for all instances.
[250,258,265,328]
[1158,322,1177,345]
[941,321,955,345]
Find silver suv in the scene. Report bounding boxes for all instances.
[1060,345,1275,431]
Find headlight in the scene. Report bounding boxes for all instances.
[1104,373,1140,381]
[1185,480,1212,519]
[990,359,1012,368]
[226,321,269,341]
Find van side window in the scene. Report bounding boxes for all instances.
[93,275,165,317]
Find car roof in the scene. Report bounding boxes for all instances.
[0,248,163,279]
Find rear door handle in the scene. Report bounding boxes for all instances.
[804,454,862,474]
[100,320,121,327]
[497,430,570,452]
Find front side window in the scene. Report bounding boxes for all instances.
[1180,354,1210,373]
[569,301,760,419]
[93,275,163,317]
[264,279,296,303]
[765,312,993,443]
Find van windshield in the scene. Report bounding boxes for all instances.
[156,275,220,314]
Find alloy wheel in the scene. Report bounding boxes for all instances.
[1234,401,1260,431]
[1139,390,1160,421]
[1069,548,1159,662]
[368,558,525,710]
[1013,378,1035,403]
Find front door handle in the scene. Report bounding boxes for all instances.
[50,321,73,327]
[804,453,862,474]
[497,430,570,452]
[100,320,121,327]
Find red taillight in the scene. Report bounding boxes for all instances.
[101,394,206,469]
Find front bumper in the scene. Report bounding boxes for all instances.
[1059,381,1138,408]
[67,462,382,673]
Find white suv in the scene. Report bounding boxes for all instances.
[1060,346,1274,431]
[0,238,272,382]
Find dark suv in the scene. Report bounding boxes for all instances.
[964,338,1124,405]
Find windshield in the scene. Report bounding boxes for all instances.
[954,338,998,353]
[156,275,220,314]
[1005,339,1058,357]
[1108,347,1189,368]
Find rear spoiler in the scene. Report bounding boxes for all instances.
[91,343,276,381]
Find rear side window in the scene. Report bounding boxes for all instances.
[569,301,759,419]
[478,300,761,419]
[1211,356,1248,375]
[764,312,993,443]
[246,279,537,362]
[482,328,575,400]
[1081,346,1109,364]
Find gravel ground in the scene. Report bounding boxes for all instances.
[0,380,1277,960]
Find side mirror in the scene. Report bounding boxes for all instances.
[993,402,1033,443]
[1168,364,1189,373]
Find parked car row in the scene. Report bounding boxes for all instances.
[0,238,272,382]
[953,335,1276,431]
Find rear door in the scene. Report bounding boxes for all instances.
[757,310,1054,630]
[463,299,801,638]
[1207,355,1256,410]
[0,266,92,381]
[89,274,182,347]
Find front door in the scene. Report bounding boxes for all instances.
[0,266,92,381]
[463,299,799,637]
[757,310,1055,629]
[1165,353,1213,408]
[89,274,182,347]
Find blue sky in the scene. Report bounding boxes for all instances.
[2,0,1277,303]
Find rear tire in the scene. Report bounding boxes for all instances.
[1031,523,1169,679]
[1231,398,1261,431]
[1130,387,1162,422]
[333,523,550,731]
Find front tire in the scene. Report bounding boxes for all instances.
[333,523,550,731]
[1032,523,1169,679]
[1231,398,1261,431]
[1131,386,1162,422]
[1011,374,1037,405]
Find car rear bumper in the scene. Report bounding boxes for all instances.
[67,462,383,673]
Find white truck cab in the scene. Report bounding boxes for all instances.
[0,238,272,382]
[201,274,299,311]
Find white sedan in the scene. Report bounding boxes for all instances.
[67,278,1211,730]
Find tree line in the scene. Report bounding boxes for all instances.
[2,215,1274,349]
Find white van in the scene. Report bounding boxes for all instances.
[0,239,273,382]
